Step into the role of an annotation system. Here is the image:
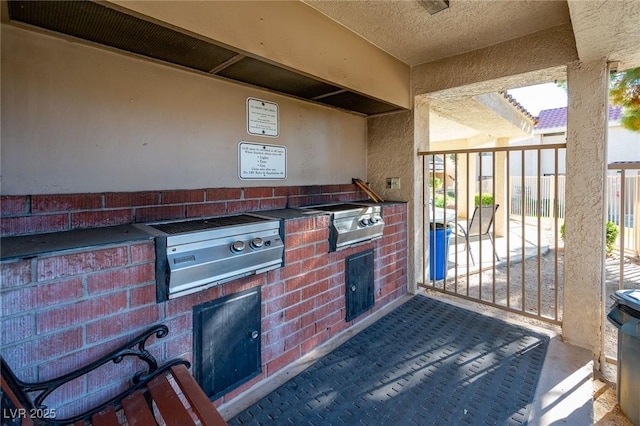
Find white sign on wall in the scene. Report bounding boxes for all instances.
[238,142,286,180]
[247,98,279,137]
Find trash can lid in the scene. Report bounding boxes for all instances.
[612,289,640,313]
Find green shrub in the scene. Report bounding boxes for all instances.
[433,194,454,208]
[605,221,619,255]
[560,221,619,255]
[429,177,443,189]
[474,193,494,207]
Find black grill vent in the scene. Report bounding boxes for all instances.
[7,0,403,116]
[319,91,402,116]
[217,57,342,99]
[8,0,238,72]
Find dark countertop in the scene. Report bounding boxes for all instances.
[0,203,407,261]
[1,225,154,261]
[258,202,406,220]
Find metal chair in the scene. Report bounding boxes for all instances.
[455,204,500,265]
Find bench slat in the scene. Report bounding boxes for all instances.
[1,375,35,426]
[148,373,196,425]
[170,364,228,426]
[2,327,226,426]
[122,389,157,426]
[91,406,119,426]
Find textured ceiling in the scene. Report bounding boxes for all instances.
[303,0,572,66]
[303,0,640,71]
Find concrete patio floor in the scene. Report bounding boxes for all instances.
[423,290,634,426]
[217,291,632,425]
[444,217,556,273]
[427,218,636,424]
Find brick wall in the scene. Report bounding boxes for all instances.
[0,186,407,416]
[0,240,161,417]
[0,185,367,237]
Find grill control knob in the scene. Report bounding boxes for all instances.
[230,241,245,253]
[370,216,380,224]
[250,237,264,249]
[359,218,370,227]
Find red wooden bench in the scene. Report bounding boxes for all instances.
[1,325,227,426]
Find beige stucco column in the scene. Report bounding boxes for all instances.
[494,138,510,236]
[563,60,609,360]
[456,150,477,220]
[414,96,430,288]
[367,104,419,293]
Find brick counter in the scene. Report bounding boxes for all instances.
[0,189,408,415]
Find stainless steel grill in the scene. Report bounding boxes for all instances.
[137,214,283,301]
[303,203,384,251]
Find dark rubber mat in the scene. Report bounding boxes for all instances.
[229,295,549,425]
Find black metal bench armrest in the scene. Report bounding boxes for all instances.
[1,324,191,425]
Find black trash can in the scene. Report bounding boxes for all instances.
[429,223,452,280]
[607,289,640,426]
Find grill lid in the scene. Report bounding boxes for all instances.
[148,215,269,234]
[304,203,382,221]
[301,203,384,251]
[145,213,284,301]
[308,203,374,213]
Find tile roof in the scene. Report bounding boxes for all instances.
[536,105,623,130]
[500,91,537,123]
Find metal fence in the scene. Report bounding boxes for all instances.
[419,148,639,367]
[605,172,639,256]
[603,162,640,369]
[418,144,566,325]
[509,173,638,254]
[510,175,566,219]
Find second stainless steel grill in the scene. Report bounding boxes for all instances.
[138,214,284,301]
[303,203,384,251]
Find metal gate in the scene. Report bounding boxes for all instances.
[602,161,640,369]
[418,144,566,325]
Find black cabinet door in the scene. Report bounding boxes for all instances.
[345,249,375,322]
[194,286,261,400]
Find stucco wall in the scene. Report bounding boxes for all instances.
[367,106,422,292]
[412,24,576,98]
[607,125,640,166]
[508,125,640,177]
[1,25,367,195]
